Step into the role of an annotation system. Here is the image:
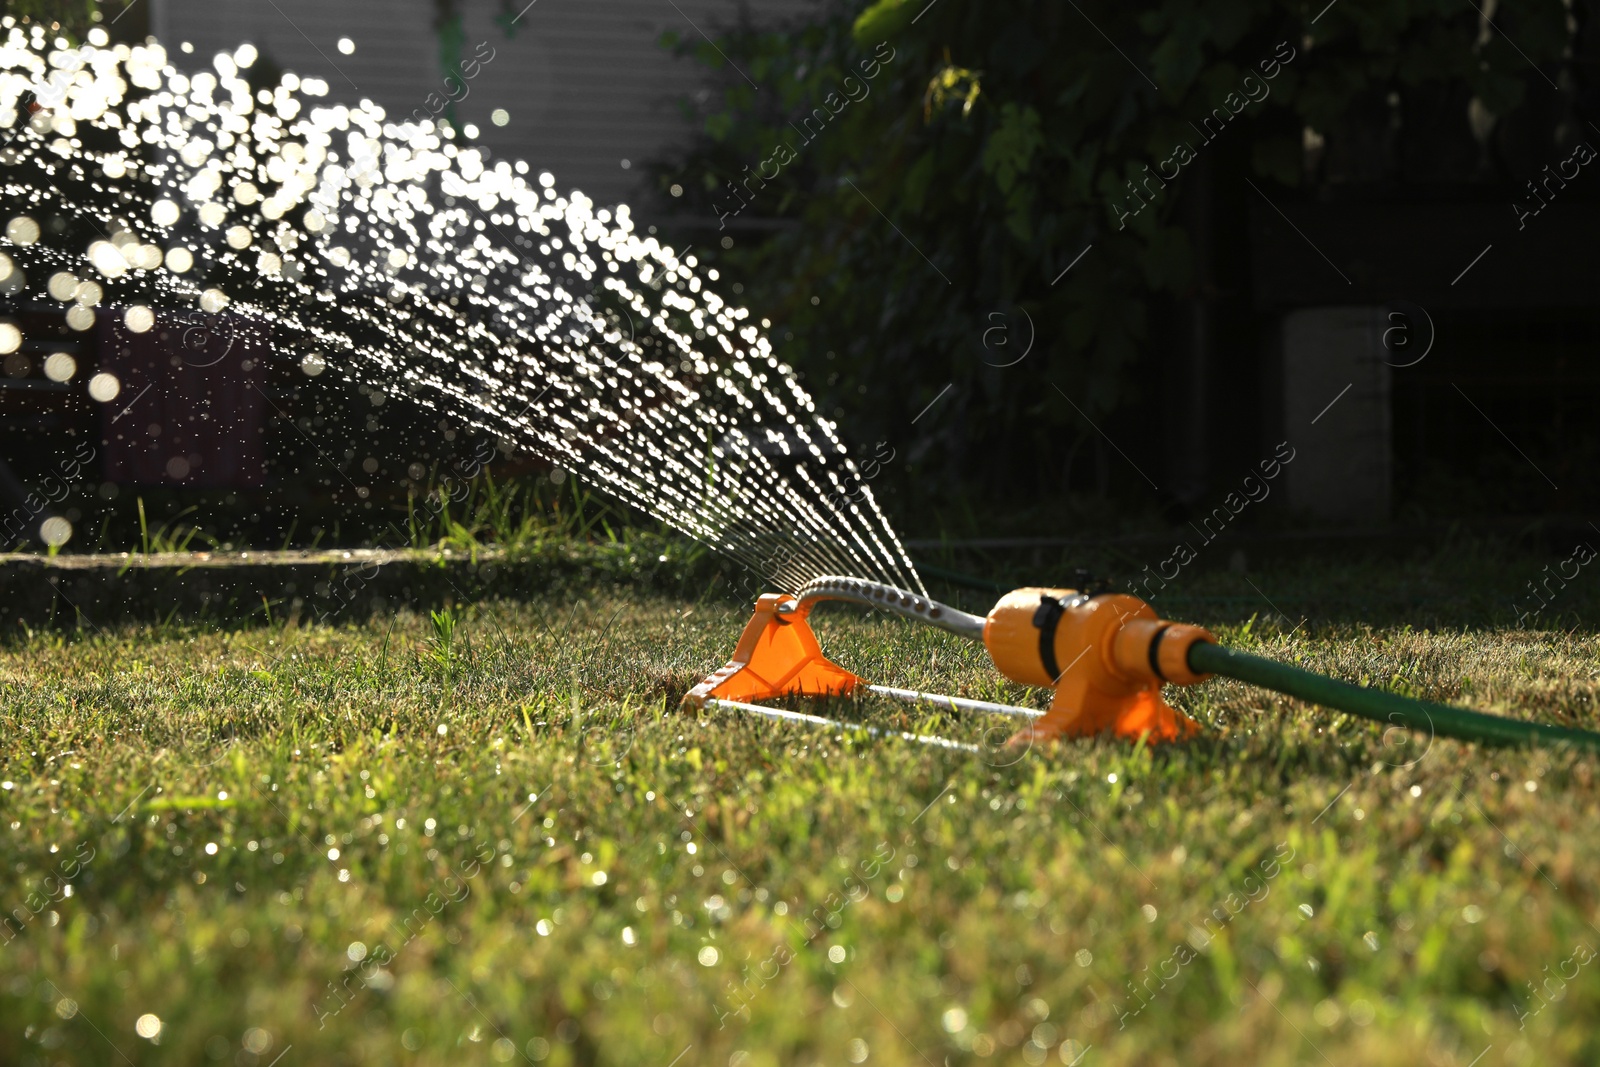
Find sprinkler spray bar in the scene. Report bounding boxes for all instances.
[687,577,1600,754]
[780,576,988,639]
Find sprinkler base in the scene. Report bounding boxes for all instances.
[1007,685,1201,747]
[684,594,861,707]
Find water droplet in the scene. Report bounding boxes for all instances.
[48,272,79,301]
[5,217,39,246]
[87,372,121,402]
[43,353,75,382]
[40,517,72,547]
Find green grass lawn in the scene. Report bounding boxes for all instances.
[3,548,1600,1067]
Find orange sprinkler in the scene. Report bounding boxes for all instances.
[686,576,1600,755]
[684,577,1218,747]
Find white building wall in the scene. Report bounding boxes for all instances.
[1281,307,1393,524]
[150,0,818,207]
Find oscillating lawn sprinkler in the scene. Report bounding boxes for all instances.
[685,577,1600,753]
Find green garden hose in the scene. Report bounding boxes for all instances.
[1188,641,1600,753]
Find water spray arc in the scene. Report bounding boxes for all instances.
[687,577,1600,754]
[0,29,921,596]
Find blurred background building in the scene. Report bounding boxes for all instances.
[153,0,817,207]
[3,0,1599,552]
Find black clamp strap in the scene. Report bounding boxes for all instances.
[1033,594,1066,682]
[1147,623,1173,681]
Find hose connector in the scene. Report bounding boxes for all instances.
[983,588,1215,745]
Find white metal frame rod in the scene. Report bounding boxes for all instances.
[864,685,1045,719]
[703,698,980,753]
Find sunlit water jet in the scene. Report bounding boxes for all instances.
[0,24,923,594]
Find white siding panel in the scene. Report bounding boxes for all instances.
[152,0,819,206]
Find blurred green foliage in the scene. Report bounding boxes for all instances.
[1,1,105,39]
[654,0,1569,500]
